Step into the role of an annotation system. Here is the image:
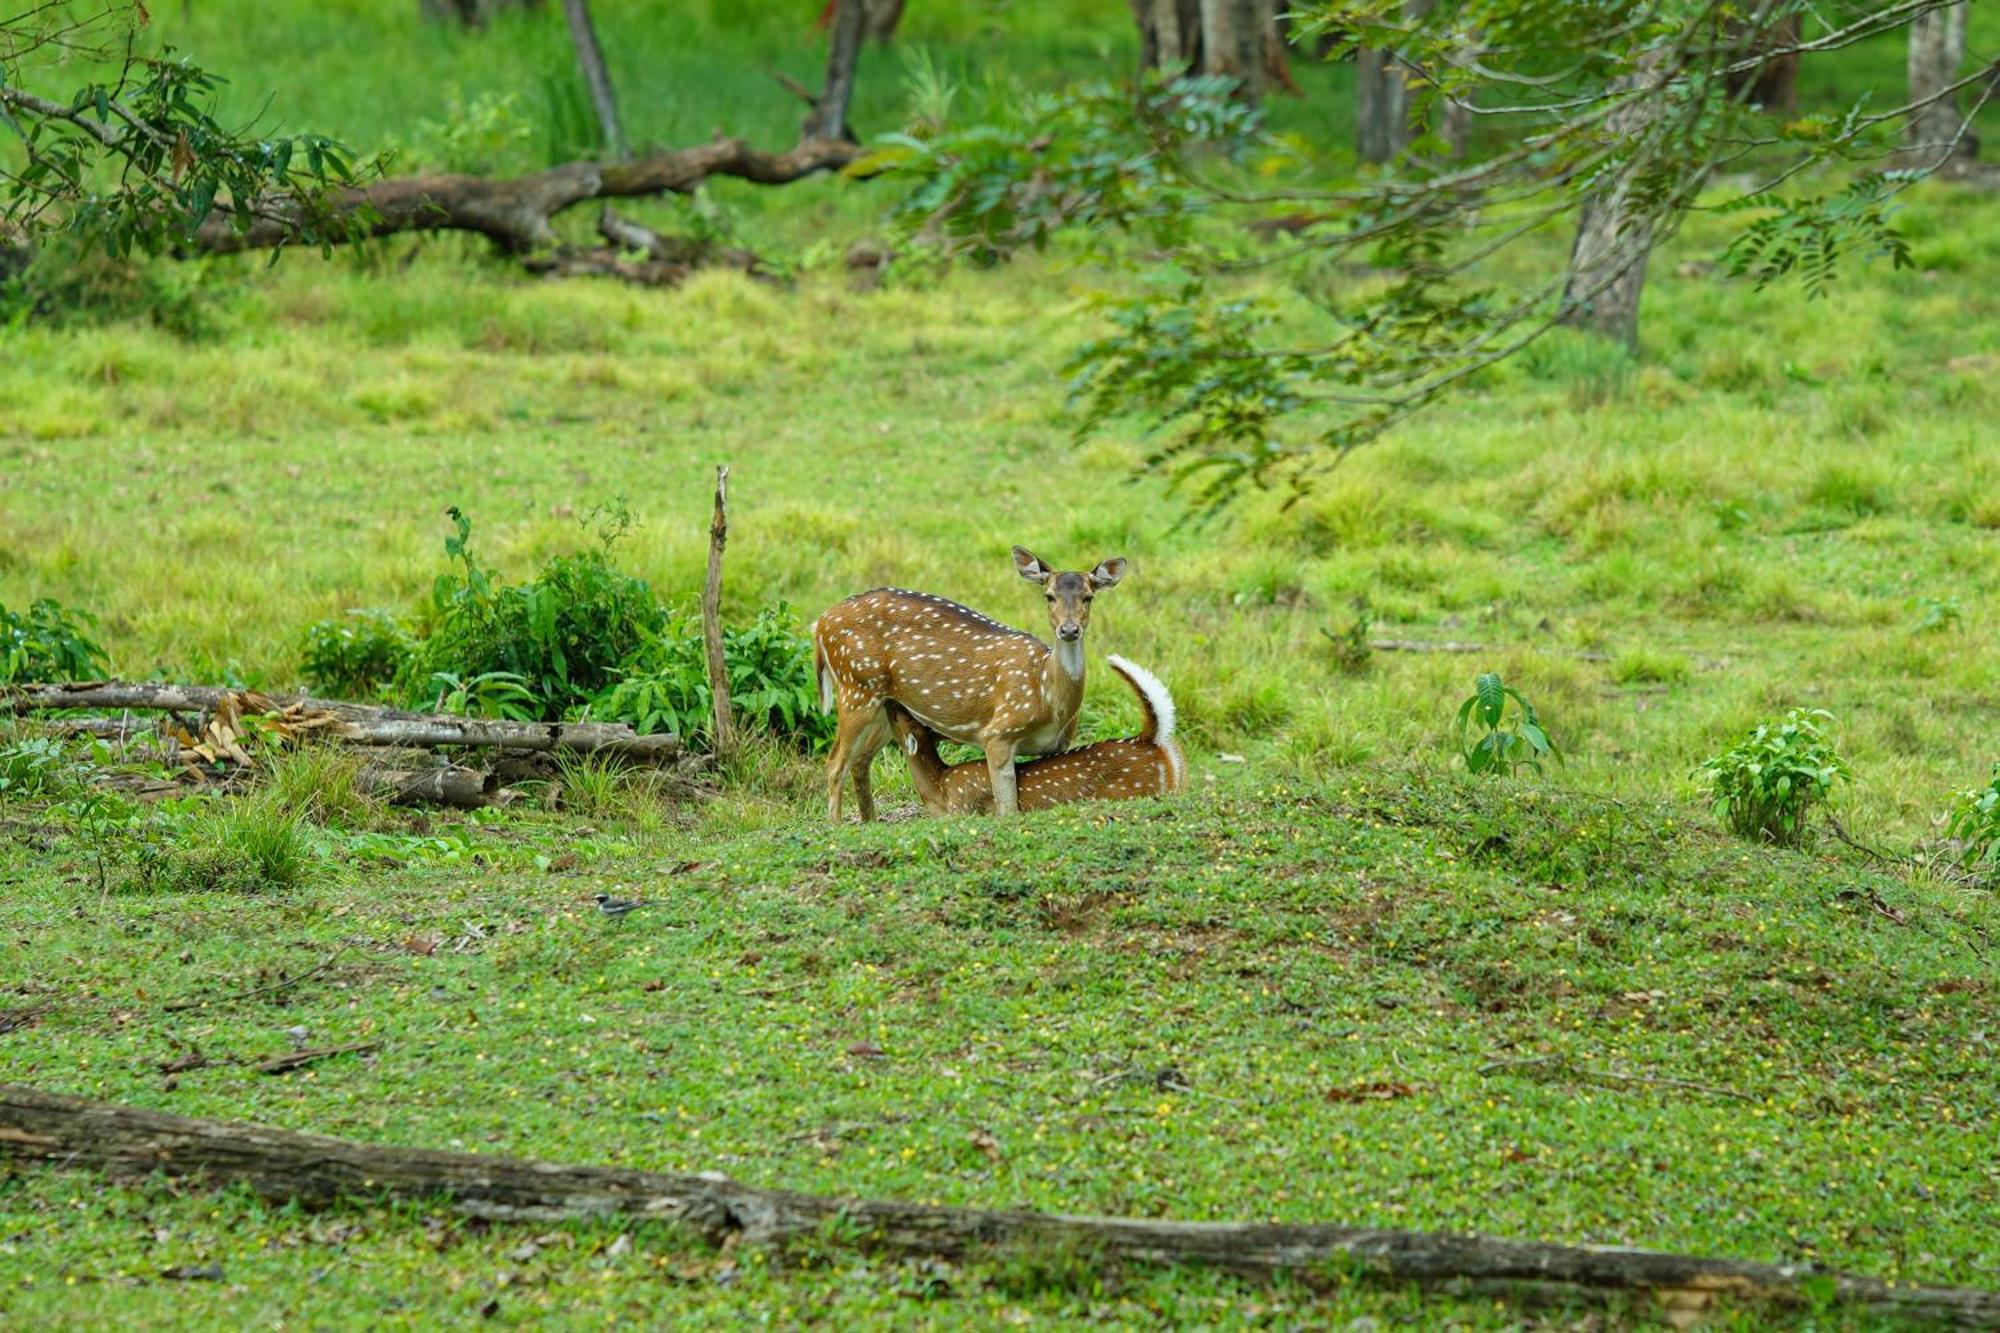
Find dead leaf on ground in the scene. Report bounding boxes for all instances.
[846,1040,887,1059]
[545,852,578,874]
[1326,1080,1418,1104]
[402,933,439,957]
[969,1127,1002,1162]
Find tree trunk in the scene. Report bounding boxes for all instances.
[4,1084,1999,1325]
[817,0,905,44]
[559,0,626,161]
[1559,64,1668,348]
[1355,46,1413,164]
[1355,1,1438,165]
[419,0,541,25]
[1906,2,1976,163]
[805,0,868,142]
[1131,0,1289,102]
[1723,13,1800,115]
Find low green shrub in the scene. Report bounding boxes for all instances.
[400,507,665,720]
[1694,708,1851,847]
[1,598,109,683]
[1944,764,2000,884]
[593,604,831,752]
[299,609,413,698]
[0,735,91,800]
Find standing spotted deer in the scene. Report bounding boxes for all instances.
[812,547,1128,822]
[887,655,1185,815]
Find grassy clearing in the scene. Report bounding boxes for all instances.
[3,769,1997,1325]
[4,3,1999,1325]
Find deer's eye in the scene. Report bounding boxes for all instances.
[1045,593,1055,602]
[1083,595,1094,604]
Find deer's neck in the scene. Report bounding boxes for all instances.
[1044,637,1086,715]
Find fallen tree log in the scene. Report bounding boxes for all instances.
[1,1084,1994,1325]
[357,765,502,810]
[186,136,866,258]
[5,682,678,762]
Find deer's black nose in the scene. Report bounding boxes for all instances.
[1058,623,1081,642]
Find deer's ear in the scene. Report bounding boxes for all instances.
[902,733,919,755]
[1013,546,1051,583]
[1089,557,1128,589]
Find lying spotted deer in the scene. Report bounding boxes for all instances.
[811,546,1127,822]
[887,655,1185,815]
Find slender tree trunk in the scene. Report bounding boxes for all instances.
[1906,2,1976,163]
[701,466,737,759]
[419,0,540,25]
[1131,0,1287,102]
[1355,47,1413,163]
[1560,65,1667,348]
[805,0,868,142]
[559,0,625,161]
[1355,1,1432,164]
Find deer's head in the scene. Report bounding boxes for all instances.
[1013,546,1127,644]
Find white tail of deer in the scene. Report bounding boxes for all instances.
[889,655,1185,815]
[811,546,1127,822]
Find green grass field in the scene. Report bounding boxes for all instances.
[3,3,1999,1327]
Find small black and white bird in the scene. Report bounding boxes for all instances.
[594,892,648,920]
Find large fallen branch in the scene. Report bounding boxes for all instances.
[188,136,866,257]
[5,682,678,762]
[2,1084,1994,1324]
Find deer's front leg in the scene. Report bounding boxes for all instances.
[983,738,1019,816]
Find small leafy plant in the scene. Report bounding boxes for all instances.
[0,598,110,683]
[0,735,90,800]
[1694,708,1852,848]
[401,506,665,719]
[594,604,832,752]
[1944,764,2000,884]
[1912,596,1963,635]
[1320,599,1373,675]
[1455,672,1559,777]
[421,671,541,721]
[299,609,413,698]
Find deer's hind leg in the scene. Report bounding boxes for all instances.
[825,695,888,825]
[848,709,892,822]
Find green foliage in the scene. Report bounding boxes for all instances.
[867,2,1968,509]
[418,669,541,721]
[1720,175,1915,300]
[385,87,532,175]
[298,609,413,698]
[0,597,109,683]
[0,734,89,800]
[1912,597,1963,636]
[0,239,233,336]
[593,604,833,752]
[1694,708,1852,848]
[1454,672,1559,778]
[2,15,364,260]
[402,507,665,720]
[867,74,1256,265]
[1944,765,2000,884]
